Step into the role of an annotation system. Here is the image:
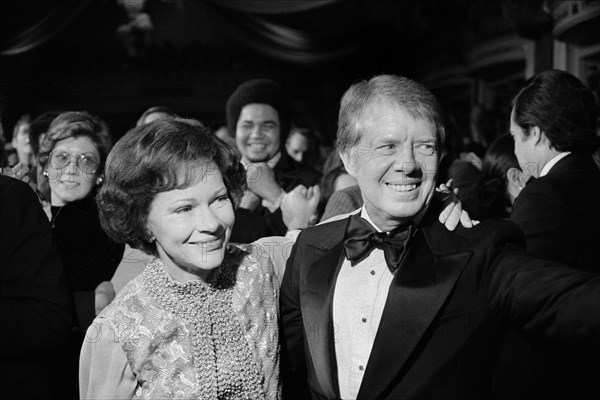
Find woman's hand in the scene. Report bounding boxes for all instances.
[281,185,321,231]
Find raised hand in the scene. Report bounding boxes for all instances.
[281,185,321,231]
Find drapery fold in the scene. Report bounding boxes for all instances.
[1,0,92,56]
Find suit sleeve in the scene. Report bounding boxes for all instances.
[485,238,600,343]
[279,234,310,399]
[0,177,72,357]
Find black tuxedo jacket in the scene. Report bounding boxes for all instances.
[494,153,600,399]
[280,210,600,400]
[511,153,600,271]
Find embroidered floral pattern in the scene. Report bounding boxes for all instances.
[99,245,280,399]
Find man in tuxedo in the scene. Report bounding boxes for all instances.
[225,78,321,242]
[491,70,600,399]
[280,74,600,400]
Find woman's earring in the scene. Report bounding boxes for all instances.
[96,177,103,185]
[148,236,155,243]
[43,170,48,177]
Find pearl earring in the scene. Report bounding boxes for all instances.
[43,170,48,177]
[96,177,103,185]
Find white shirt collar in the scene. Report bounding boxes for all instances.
[360,207,383,232]
[539,152,571,177]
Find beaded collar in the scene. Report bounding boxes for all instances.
[140,247,265,399]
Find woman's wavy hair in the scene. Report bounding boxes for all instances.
[38,111,113,173]
[97,118,246,255]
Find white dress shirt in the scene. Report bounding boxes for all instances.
[539,152,571,177]
[333,208,395,399]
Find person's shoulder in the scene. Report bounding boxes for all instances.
[422,219,525,255]
[0,174,34,198]
[294,213,351,248]
[97,268,148,320]
[456,219,525,250]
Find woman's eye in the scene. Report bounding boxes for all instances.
[175,206,192,214]
[215,195,230,204]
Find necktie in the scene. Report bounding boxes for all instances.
[343,213,414,273]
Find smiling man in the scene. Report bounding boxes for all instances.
[280,74,600,400]
[226,79,321,242]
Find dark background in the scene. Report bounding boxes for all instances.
[0,0,570,144]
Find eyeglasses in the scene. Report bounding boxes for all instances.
[48,151,100,174]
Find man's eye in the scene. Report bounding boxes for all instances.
[416,144,436,155]
[378,144,395,152]
[175,206,192,214]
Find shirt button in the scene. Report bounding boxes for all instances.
[359,365,364,371]
[370,270,375,275]
[361,317,367,323]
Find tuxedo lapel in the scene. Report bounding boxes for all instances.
[357,227,472,400]
[301,222,348,399]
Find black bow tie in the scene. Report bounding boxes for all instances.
[343,213,414,273]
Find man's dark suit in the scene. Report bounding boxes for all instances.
[492,153,600,399]
[280,206,600,400]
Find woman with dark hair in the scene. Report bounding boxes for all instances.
[80,118,280,399]
[472,134,525,220]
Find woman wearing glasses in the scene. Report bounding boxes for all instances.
[38,111,125,397]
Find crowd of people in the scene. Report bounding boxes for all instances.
[1,69,599,400]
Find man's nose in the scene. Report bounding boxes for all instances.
[393,147,417,174]
[250,124,264,137]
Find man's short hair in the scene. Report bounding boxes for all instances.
[226,79,291,145]
[512,69,599,153]
[336,74,446,154]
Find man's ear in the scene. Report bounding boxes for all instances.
[506,167,525,190]
[339,150,356,177]
[529,125,543,146]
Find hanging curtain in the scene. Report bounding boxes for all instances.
[204,0,339,15]
[1,0,92,56]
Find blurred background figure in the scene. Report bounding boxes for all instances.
[29,111,62,158]
[319,150,357,219]
[214,125,238,149]
[38,111,125,398]
[10,114,33,167]
[470,134,524,221]
[136,105,177,127]
[285,127,319,166]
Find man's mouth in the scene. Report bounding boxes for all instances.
[247,142,269,151]
[387,182,420,192]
